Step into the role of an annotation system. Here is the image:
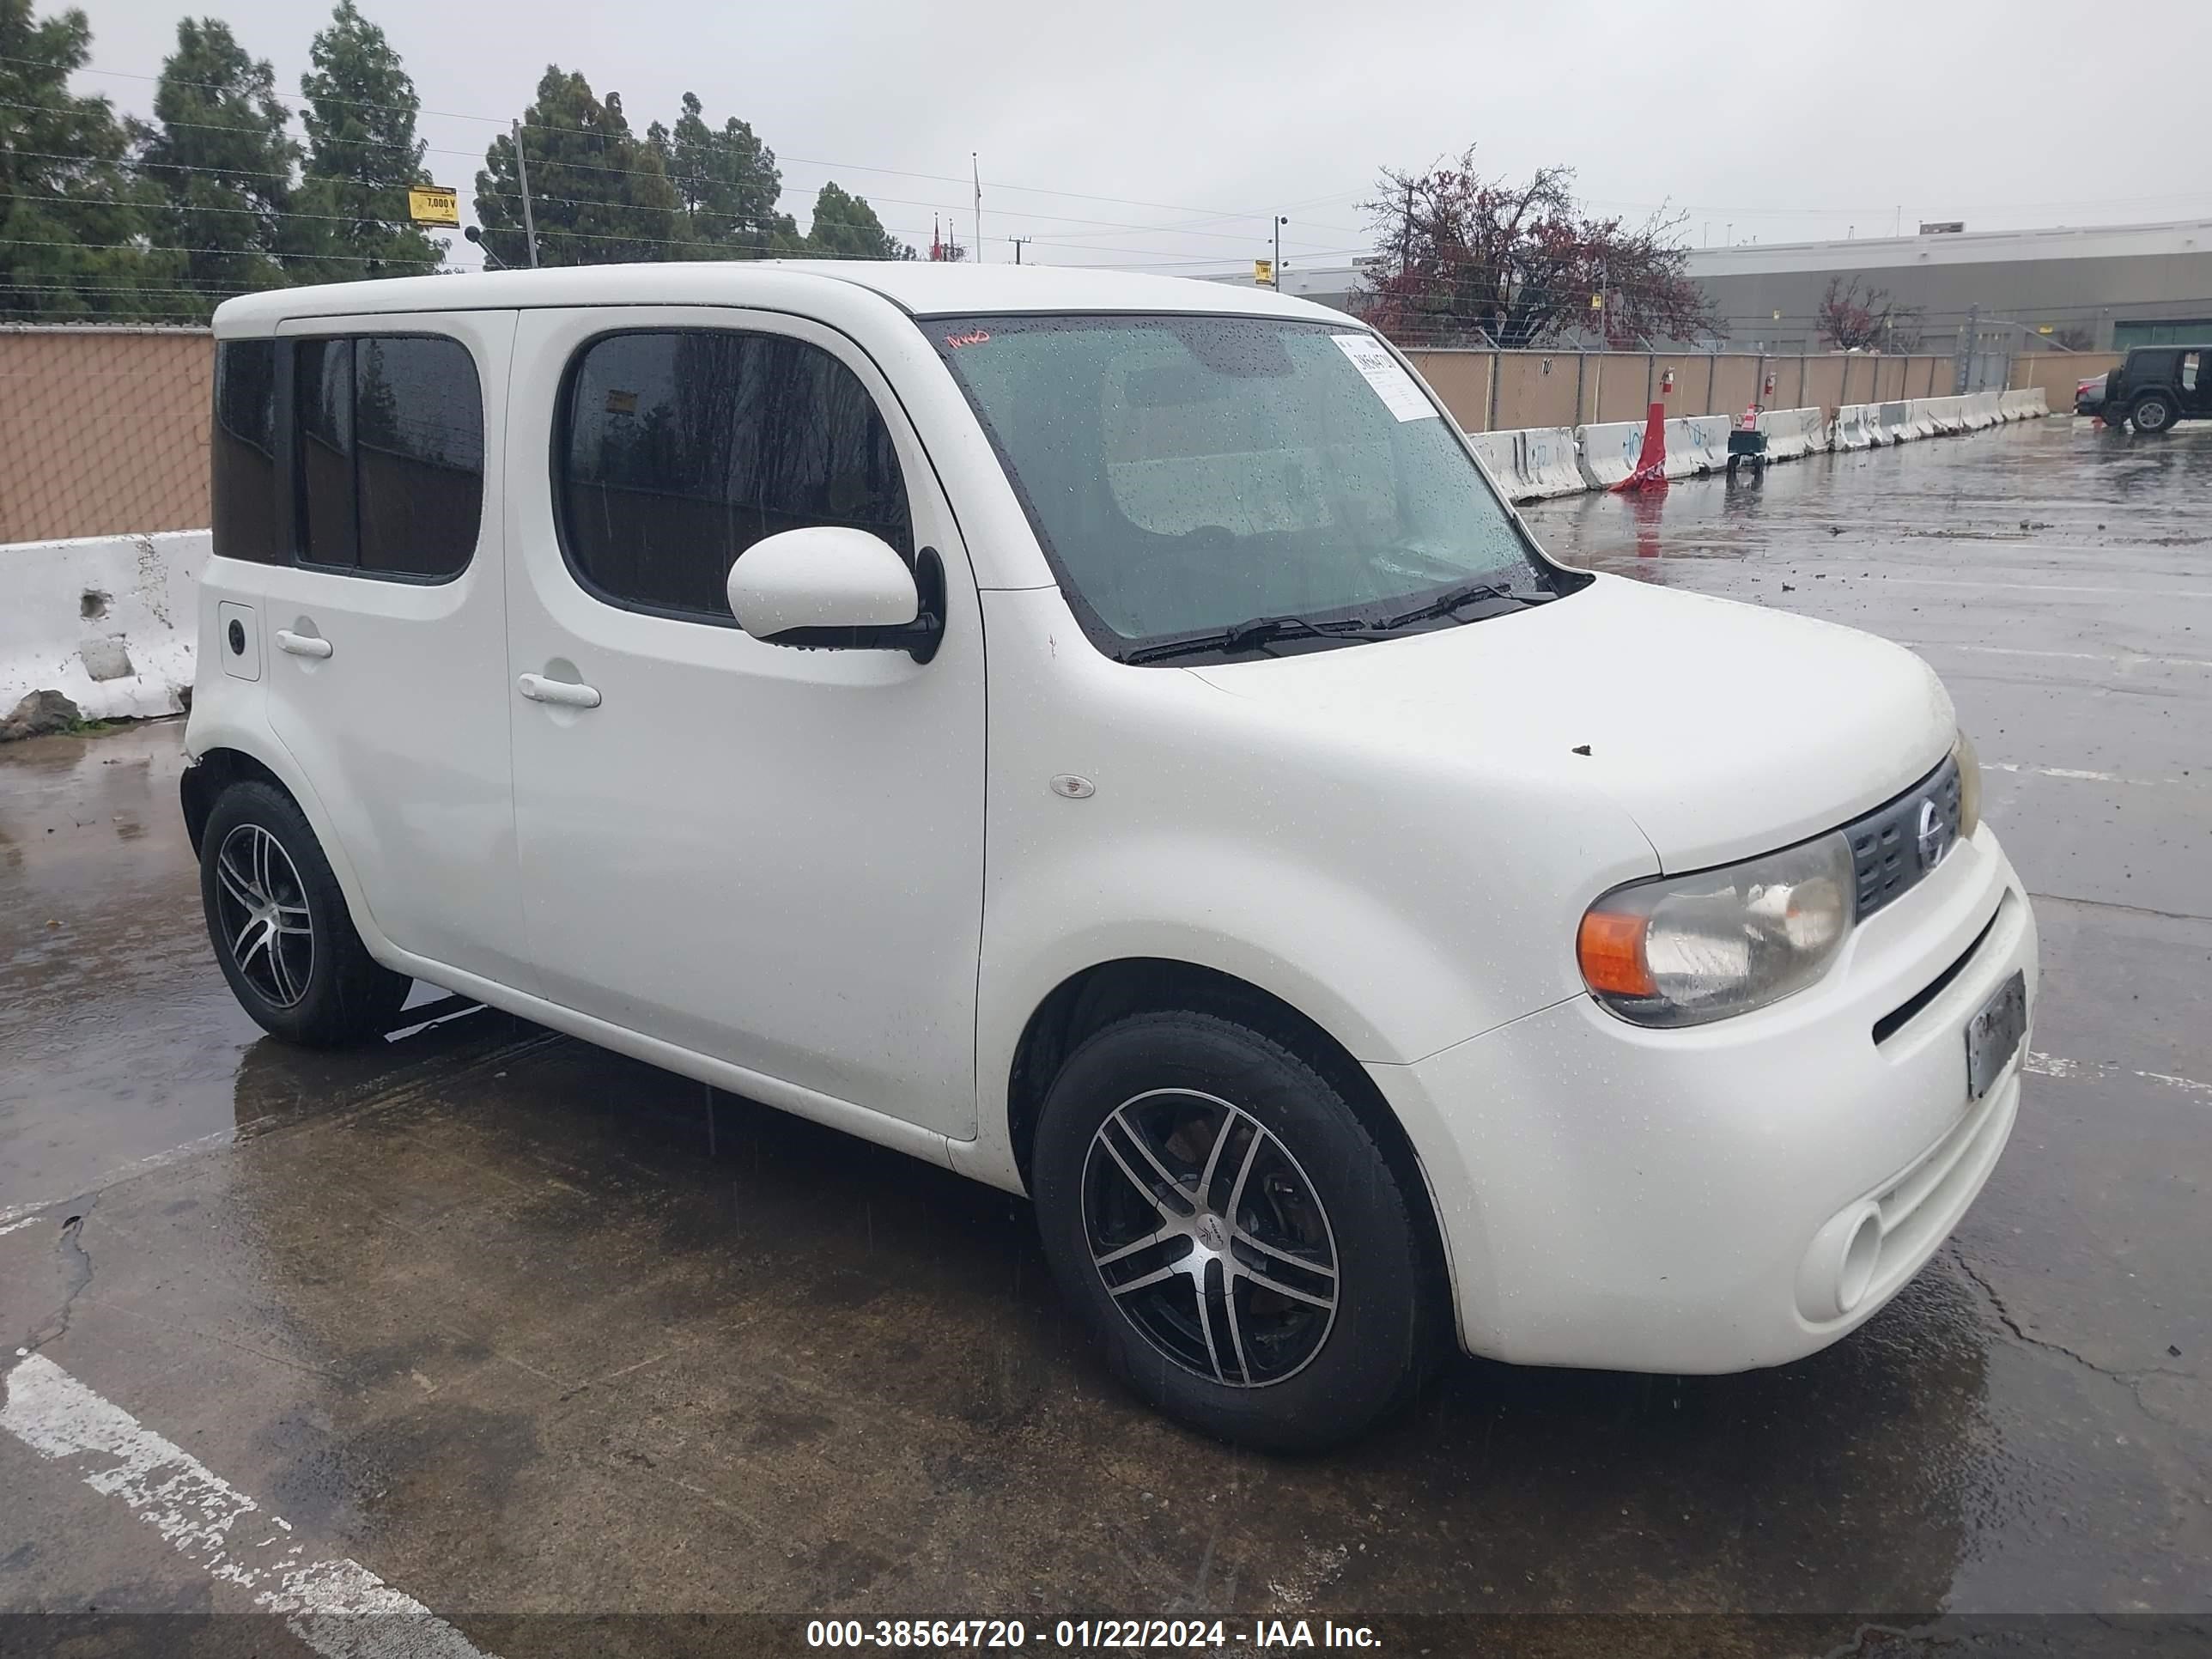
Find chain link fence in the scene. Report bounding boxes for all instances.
[0,325,213,545]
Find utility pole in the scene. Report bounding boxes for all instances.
[972,153,982,264]
[1955,302,1980,394]
[1007,235,1030,264]
[512,118,540,268]
[1273,215,1286,290]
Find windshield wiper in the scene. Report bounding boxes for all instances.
[1376,580,1549,633]
[1122,613,1379,665]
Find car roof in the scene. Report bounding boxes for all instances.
[212,259,1358,334]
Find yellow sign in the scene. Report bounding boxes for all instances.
[407,185,459,228]
[1589,293,1604,310]
[1253,258,1274,286]
[2037,325,2054,335]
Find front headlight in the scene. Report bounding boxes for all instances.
[1577,832,1855,1027]
[1954,728,1981,839]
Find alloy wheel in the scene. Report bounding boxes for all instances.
[1082,1088,1340,1387]
[213,823,314,1009]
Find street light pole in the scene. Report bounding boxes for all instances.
[512,118,540,268]
[1273,215,1287,290]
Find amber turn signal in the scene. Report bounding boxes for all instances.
[1577,910,1656,999]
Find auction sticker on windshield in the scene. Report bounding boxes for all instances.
[1333,333,1437,422]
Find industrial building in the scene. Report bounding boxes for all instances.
[1197,218,2212,352]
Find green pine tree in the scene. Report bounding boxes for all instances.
[0,0,179,319]
[130,16,300,314]
[292,1,442,283]
[473,68,680,267]
[647,92,796,259]
[805,181,910,262]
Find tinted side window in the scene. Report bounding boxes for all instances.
[295,338,358,567]
[211,339,280,564]
[356,336,485,576]
[558,330,911,619]
[293,333,484,579]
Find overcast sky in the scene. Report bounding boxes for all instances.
[77,0,2212,275]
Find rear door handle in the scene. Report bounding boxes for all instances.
[517,672,602,709]
[273,629,333,659]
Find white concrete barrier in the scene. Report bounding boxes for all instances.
[1755,407,1829,460]
[0,531,207,724]
[1970,389,2004,428]
[1832,404,1874,450]
[1903,399,1939,438]
[1876,401,1912,445]
[1513,427,1586,498]
[2008,387,2051,419]
[1468,430,1516,490]
[1668,415,1730,477]
[1917,396,1966,434]
[1576,420,1650,489]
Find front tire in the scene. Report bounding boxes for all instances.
[199,781,410,1046]
[2130,394,2174,433]
[1031,1010,1441,1450]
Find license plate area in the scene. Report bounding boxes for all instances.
[1966,970,2027,1099]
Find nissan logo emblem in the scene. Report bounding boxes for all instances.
[1916,799,1948,871]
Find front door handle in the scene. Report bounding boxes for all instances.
[517,672,602,709]
[273,629,333,659]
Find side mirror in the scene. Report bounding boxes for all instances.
[725,527,944,663]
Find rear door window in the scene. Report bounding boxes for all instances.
[291,333,484,579]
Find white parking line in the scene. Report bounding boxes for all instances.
[1986,761,2202,787]
[1903,641,2212,671]
[2027,1052,2212,1098]
[1876,577,2212,599]
[2,1350,495,1659]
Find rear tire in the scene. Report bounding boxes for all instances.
[2130,394,2174,434]
[199,781,410,1046]
[1031,1009,1442,1450]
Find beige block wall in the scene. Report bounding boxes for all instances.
[0,329,214,543]
[2010,351,2121,410]
[2,329,2104,548]
[1490,351,1582,430]
[1708,356,1764,416]
[1403,349,1494,431]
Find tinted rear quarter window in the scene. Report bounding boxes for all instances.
[557,329,910,619]
[211,339,281,564]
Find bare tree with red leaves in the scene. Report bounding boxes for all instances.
[1815,276,1923,352]
[1359,151,1717,349]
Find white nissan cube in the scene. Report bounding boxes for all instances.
[185,263,2034,1449]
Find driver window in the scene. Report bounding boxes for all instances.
[556,329,912,622]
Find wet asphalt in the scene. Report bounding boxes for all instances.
[0,416,2206,1656]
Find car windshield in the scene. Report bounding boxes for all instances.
[927,312,1570,662]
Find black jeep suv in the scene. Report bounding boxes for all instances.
[2100,345,2211,433]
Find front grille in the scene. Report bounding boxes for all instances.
[1844,756,1963,920]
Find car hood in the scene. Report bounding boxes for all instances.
[1187,573,1957,872]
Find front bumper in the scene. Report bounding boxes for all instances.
[1368,826,2035,1373]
